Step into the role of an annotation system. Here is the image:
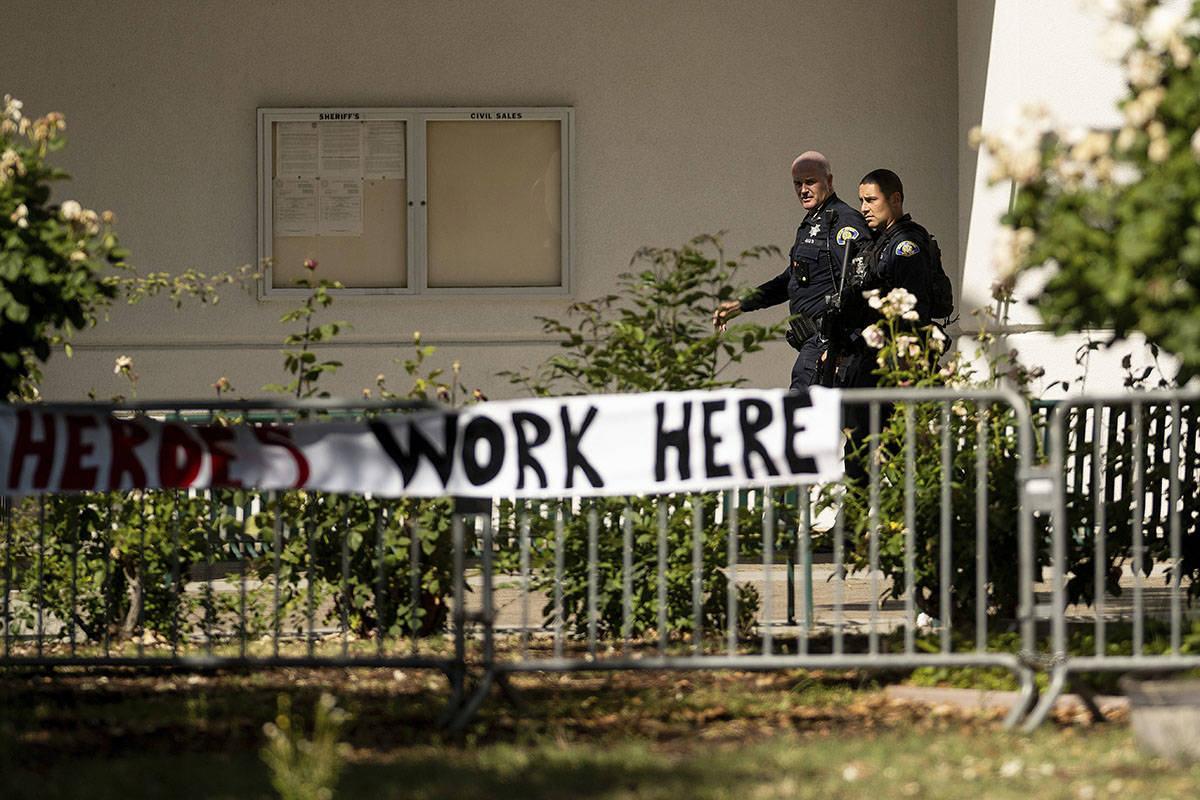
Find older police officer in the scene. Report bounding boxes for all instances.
[713,151,871,390]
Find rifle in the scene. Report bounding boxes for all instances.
[818,225,856,388]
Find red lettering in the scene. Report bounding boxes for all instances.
[107,418,150,490]
[197,425,241,488]
[159,423,202,488]
[60,414,100,490]
[252,426,310,488]
[8,410,57,490]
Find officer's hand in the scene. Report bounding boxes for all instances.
[713,300,741,331]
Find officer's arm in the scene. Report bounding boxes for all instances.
[738,269,789,313]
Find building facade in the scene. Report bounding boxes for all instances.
[4,1,1163,401]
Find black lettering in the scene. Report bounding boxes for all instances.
[560,405,602,489]
[702,400,732,478]
[654,402,691,481]
[783,391,819,475]
[738,399,779,477]
[370,414,459,487]
[512,412,552,490]
[461,416,504,485]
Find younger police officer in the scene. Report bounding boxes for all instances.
[832,168,938,391]
[713,152,871,390]
[856,168,936,325]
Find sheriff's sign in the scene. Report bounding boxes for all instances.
[0,388,843,498]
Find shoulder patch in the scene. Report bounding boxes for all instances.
[895,240,920,257]
[835,226,860,246]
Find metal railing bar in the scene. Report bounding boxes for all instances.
[762,489,774,657]
[1169,400,1182,653]
[657,502,668,656]
[691,495,703,656]
[726,489,738,656]
[868,402,881,656]
[1092,401,1107,656]
[903,403,915,655]
[939,402,951,652]
[1132,403,1145,655]
[975,404,988,652]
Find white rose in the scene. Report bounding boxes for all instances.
[1144,3,1190,52]
[886,287,918,316]
[60,200,82,221]
[1126,50,1164,88]
[1111,162,1143,185]
[861,324,885,349]
[2,95,23,122]
[1099,22,1138,60]
[1148,136,1170,163]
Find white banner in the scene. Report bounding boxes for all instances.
[0,388,843,498]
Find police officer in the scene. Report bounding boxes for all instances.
[855,168,936,326]
[713,151,871,390]
[833,168,938,390]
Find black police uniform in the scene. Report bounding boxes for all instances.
[739,193,871,390]
[860,213,936,324]
[836,213,937,390]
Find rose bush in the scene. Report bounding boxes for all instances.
[0,95,127,398]
[976,0,1200,383]
[823,292,1049,625]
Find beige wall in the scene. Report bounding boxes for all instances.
[6,0,959,401]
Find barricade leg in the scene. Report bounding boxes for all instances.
[1022,664,1068,731]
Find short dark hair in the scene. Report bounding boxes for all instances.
[860,168,904,201]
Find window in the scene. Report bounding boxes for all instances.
[257,107,573,296]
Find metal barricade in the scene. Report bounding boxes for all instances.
[15,388,1195,731]
[1023,389,1200,729]
[0,398,479,724]
[451,386,1046,729]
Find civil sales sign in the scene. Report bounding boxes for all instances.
[0,388,843,498]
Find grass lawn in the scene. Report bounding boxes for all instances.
[2,666,1198,799]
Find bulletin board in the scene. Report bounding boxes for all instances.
[258,107,573,296]
[260,111,410,291]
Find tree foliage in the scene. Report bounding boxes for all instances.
[502,233,784,395]
[981,1,1200,382]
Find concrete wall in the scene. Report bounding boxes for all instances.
[5,0,959,401]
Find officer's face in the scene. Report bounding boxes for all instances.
[858,183,901,230]
[792,162,834,210]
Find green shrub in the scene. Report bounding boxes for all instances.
[5,489,245,641]
[502,234,782,639]
[824,292,1051,626]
